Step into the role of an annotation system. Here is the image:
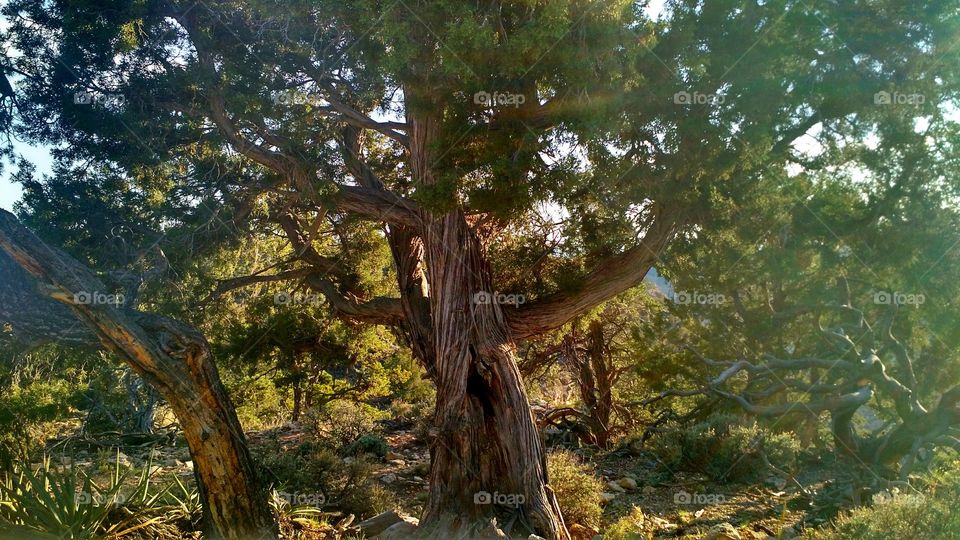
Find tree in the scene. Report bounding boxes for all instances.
[523,289,665,449]
[653,145,960,485]
[0,210,277,538]
[2,0,959,537]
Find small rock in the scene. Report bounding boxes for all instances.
[642,485,656,495]
[617,477,638,490]
[380,473,398,484]
[385,451,403,461]
[182,460,194,471]
[342,456,355,464]
[705,522,741,540]
[779,527,799,540]
[528,535,547,540]
[569,523,599,540]
[648,516,677,533]
[379,516,420,540]
[108,452,132,468]
[606,480,626,493]
[413,476,424,482]
[388,459,406,467]
[600,492,617,504]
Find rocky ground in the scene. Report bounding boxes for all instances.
[37,425,828,539]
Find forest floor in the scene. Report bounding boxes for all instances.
[37,421,851,539]
[359,423,846,539]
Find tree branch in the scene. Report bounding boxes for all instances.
[508,216,675,338]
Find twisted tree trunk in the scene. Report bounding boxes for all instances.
[0,210,277,540]
[408,115,568,539]
[418,215,567,539]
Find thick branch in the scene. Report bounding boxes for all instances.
[274,213,405,325]
[0,247,99,347]
[212,267,319,298]
[304,274,404,325]
[508,216,676,339]
[338,185,421,228]
[716,386,873,417]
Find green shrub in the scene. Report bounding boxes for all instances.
[342,433,390,458]
[338,482,396,519]
[253,436,391,519]
[651,414,799,482]
[229,377,285,430]
[806,486,960,539]
[254,439,341,495]
[0,455,181,539]
[547,450,604,528]
[309,400,389,448]
[604,506,648,539]
[0,377,82,471]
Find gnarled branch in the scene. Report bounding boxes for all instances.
[508,216,675,338]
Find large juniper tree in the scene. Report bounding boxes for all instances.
[1,0,959,538]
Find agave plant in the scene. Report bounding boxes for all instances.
[269,488,325,528]
[158,473,202,529]
[0,456,124,539]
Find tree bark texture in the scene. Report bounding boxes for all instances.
[0,209,277,540]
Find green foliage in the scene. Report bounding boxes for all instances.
[651,415,800,483]
[254,439,341,496]
[806,465,960,540]
[253,431,390,519]
[546,450,604,528]
[0,345,91,471]
[0,459,124,539]
[342,434,390,459]
[337,482,396,520]
[0,454,205,540]
[603,506,647,540]
[310,400,389,450]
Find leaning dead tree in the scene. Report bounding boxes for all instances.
[0,210,277,539]
[669,301,960,481]
[528,317,634,449]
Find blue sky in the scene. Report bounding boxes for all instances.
[1,140,52,211]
